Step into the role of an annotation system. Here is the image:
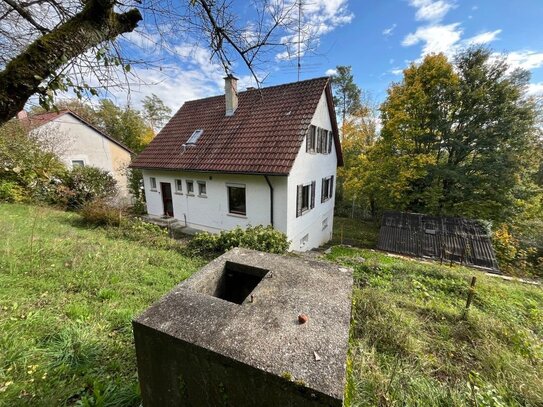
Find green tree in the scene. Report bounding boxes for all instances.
[96,100,154,153]
[142,94,172,132]
[330,66,362,127]
[365,48,541,223]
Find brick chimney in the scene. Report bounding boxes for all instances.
[17,110,28,121]
[224,74,238,116]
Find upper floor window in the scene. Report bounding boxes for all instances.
[150,177,157,190]
[175,179,183,193]
[321,175,334,203]
[296,181,315,217]
[306,125,332,154]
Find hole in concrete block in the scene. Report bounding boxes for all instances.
[212,261,269,304]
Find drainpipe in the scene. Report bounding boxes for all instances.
[264,175,274,228]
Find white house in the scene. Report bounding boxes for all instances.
[21,110,133,198]
[131,76,343,251]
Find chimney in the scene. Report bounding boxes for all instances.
[224,74,238,116]
[17,110,28,121]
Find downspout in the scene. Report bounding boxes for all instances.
[264,175,274,228]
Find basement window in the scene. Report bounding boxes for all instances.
[186,129,204,144]
[71,160,85,168]
[211,261,269,304]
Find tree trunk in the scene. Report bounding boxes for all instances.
[0,0,142,125]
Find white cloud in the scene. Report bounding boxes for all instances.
[383,24,397,37]
[390,67,404,75]
[325,68,337,76]
[526,82,543,96]
[504,50,543,71]
[276,0,353,61]
[408,0,456,22]
[464,29,501,45]
[402,23,462,56]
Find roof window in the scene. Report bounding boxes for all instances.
[186,129,204,144]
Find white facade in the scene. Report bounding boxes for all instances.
[32,113,133,198]
[142,89,338,252]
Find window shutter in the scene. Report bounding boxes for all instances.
[296,184,303,217]
[321,178,325,203]
[310,181,316,209]
[328,131,333,153]
[329,176,334,198]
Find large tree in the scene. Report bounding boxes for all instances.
[330,66,362,127]
[0,0,302,126]
[365,48,541,223]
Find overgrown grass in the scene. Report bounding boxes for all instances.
[328,247,543,406]
[0,204,204,406]
[332,217,380,248]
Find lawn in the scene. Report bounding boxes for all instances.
[0,204,204,405]
[1,205,542,406]
[328,246,543,406]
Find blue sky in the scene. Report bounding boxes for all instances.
[117,0,543,111]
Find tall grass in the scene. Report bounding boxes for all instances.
[0,204,203,406]
[329,247,543,406]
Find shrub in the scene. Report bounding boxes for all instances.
[188,225,289,254]
[79,199,123,227]
[63,166,117,209]
[0,181,25,202]
[106,217,173,249]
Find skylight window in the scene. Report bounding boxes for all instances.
[186,129,204,144]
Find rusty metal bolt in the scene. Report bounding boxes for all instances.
[298,314,308,324]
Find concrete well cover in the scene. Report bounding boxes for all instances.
[133,248,353,406]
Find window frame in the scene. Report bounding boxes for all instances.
[321,175,334,203]
[186,180,194,195]
[175,179,183,194]
[197,181,207,197]
[296,181,316,217]
[306,125,316,153]
[227,184,247,216]
[150,177,157,191]
[71,160,85,168]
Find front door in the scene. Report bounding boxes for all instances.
[161,182,174,217]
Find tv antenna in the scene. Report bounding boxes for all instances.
[297,0,302,81]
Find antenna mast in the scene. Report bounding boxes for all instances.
[297,0,302,81]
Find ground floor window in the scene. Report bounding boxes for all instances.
[296,181,315,217]
[175,179,183,193]
[228,185,246,215]
[150,177,157,190]
[321,175,334,202]
[198,181,207,196]
[186,180,194,194]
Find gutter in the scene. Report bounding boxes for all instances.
[264,175,274,228]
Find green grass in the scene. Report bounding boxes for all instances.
[0,204,204,406]
[327,247,543,406]
[1,204,542,406]
[332,217,380,248]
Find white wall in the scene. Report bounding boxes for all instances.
[34,114,132,198]
[287,91,338,251]
[142,170,289,234]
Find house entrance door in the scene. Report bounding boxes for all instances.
[161,182,174,217]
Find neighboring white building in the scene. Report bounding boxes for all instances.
[131,76,343,251]
[21,110,133,198]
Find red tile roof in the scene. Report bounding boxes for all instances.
[24,110,134,154]
[131,77,342,175]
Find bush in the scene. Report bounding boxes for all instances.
[493,223,542,277]
[79,199,124,227]
[106,217,173,249]
[0,181,25,203]
[188,225,289,254]
[63,166,117,209]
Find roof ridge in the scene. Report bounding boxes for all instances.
[184,76,330,105]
